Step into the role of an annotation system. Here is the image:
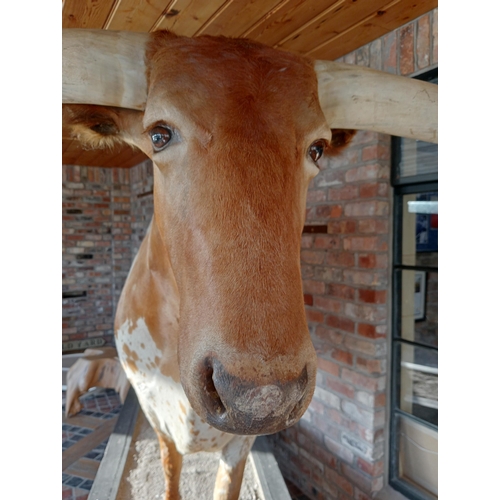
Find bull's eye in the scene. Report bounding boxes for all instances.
[149,125,172,152]
[308,140,327,163]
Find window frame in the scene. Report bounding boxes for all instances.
[389,67,438,500]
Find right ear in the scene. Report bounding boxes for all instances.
[63,104,147,152]
[327,129,356,156]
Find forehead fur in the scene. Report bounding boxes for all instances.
[145,31,323,132]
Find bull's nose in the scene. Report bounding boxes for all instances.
[197,357,310,435]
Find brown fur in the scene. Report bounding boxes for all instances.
[329,128,356,154]
[63,31,356,500]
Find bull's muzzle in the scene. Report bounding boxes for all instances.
[195,357,314,435]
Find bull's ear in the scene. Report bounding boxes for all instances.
[62,104,144,151]
[327,129,356,156]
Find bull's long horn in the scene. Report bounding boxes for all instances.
[62,29,148,110]
[315,61,437,144]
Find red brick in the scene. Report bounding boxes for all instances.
[327,284,356,301]
[315,325,344,344]
[304,294,313,306]
[399,24,415,75]
[343,236,377,251]
[325,436,354,464]
[328,184,359,201]
[358,323,385,339]
[351,130,379,145]
[358,220,389,234]
[307,189,327,203]
[356,45,370,67]
[328,220,357,234]
[344,201,389,217]
[314,235,340,249]
[358,289,387,304]
[369,38,382,70]
[382,31,397,74]
[326,315,355,333]
[312,444,338,470]
[331,348,353,366]
[356,357,386,374]
[359,183,378,198]
[432,9,438,64]
[325,465,355,496]
[341,368,385,392]
[303,279,326,295]
[306,309,324,323]
[344,336,381,356]
[358,253,377,268]
[301,234,314,248]
[416,13,431,69]
[325,407,348,425]
[361,144,390,162]
[375,392,386,407]
[317,357,340,377]
[315,296,343,314]
[325,377,355,399]
[343,269,376,286]
[340,463,373,496]
[301,250,325,265]
[315,204,342,219]
[345,164,380,183]
[327,251,355,268]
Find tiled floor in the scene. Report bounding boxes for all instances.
[62,389,122,500]
[62,388,310,500]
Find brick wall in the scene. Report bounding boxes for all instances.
[268,9,438,500]
[62,159,153,349]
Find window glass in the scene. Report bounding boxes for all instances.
[397,269,438,348]
[397,140,438,180]
[396,342,438,426]
[395,413,438,500]
[402,192,438,267]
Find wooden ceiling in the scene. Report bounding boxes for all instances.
[62,0,437,168]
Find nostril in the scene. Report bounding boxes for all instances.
[201,361,226,416]
[297,365,308,393]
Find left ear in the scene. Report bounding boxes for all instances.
[327,128,356,156]
[63,104,145,151]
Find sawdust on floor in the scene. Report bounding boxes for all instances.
[116,410,263,500]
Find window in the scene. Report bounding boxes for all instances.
[390,70,438,500]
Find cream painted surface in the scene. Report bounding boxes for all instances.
[116,317,235,455]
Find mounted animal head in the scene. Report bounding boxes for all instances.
[62,29,437,435]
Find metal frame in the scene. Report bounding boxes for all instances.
[389,67,438,500]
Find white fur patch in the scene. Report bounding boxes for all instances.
[116,317,235,455]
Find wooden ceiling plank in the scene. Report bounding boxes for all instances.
[194,0,237,36]
[153,0,227,36]
[277,0,392,54]
[368,0,437,31]
[62,0,115,29]
[103,0,125,30]
[62,138,74,155]
[307,0,437,60]
[243,0,341,46]
[197,0,284,38]
[240,0,293,38]
[105,0,173,32]
[304,0,402,58]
